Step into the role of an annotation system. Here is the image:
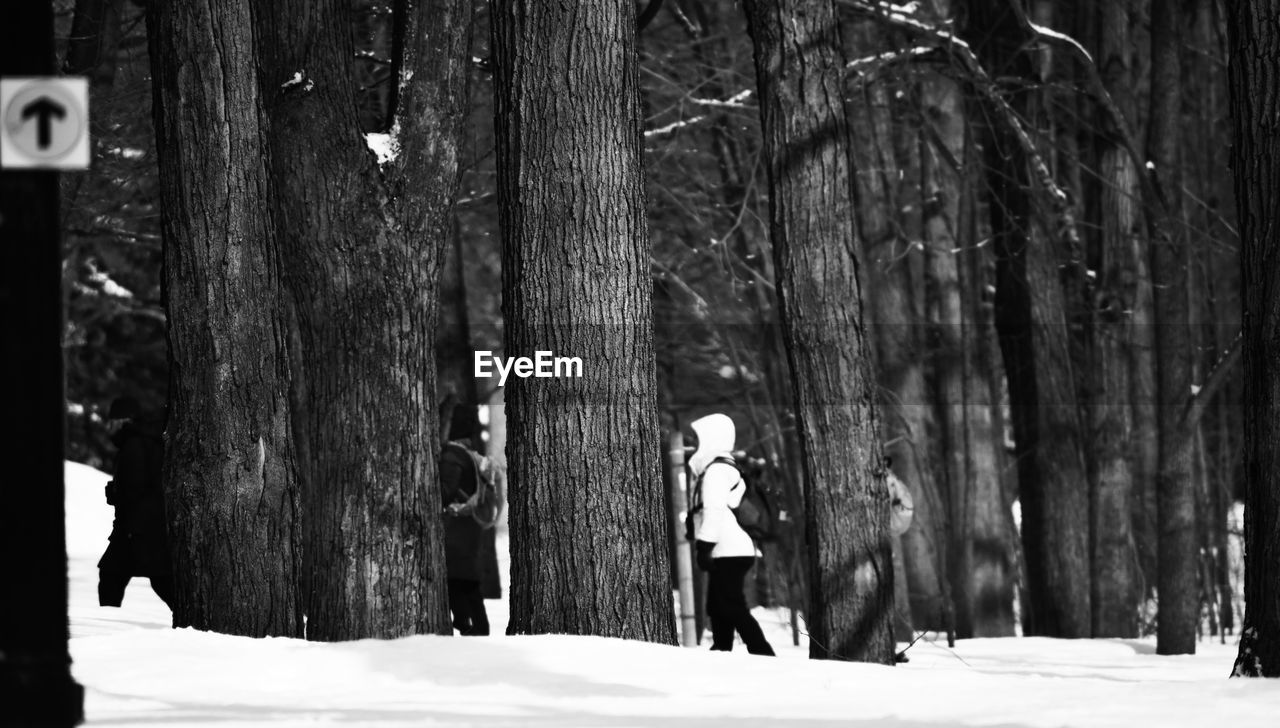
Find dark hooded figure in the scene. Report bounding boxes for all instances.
[98,396,174,609]
[440,405,491,635]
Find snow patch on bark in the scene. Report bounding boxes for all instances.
[281,71,314,93]
[365,128,399,166]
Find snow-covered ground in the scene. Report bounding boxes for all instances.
[65,462,1280,726]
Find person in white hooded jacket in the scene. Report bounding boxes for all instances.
[689,413,775,656]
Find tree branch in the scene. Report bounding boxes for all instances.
[1182,332,1242,433]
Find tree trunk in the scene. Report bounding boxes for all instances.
[844,18,942,638]
[492,0,675,642]
[1088,0,1142,638]
[960,0,1092,638]
[149,0,469,638]
[742,0,893,663]
[1148,0,1198,656]
[148,0,302,636]
[1226,0,1280,678]
[62,0,122,85]
[439,222,481,411]
[920,60,1016,638]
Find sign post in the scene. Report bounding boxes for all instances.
[0,3,87,726]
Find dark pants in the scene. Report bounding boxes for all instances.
[98,538,174,609]
[98,570,174,609]
[707,556,775,655]
[448,578,490,636]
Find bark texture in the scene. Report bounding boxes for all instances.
[1088,0,1142,638]
[492,0,675,642]
[149,0,468,638]
[148,0,302,636]
[1226,0,1280,678]
[846,18,944,637]
[1148,0,1198,655]
[920,64,1016,638]
[743,0,894,662]
[960,0,1092,638]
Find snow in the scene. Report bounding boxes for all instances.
[1030,21,1095,64]
[364,131,399,166]
[63,461,1280,727]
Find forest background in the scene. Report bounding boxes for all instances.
[56,0,1243,654]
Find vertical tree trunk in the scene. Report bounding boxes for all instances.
[63,0,122,85]
[845,18,943,638]
[148,0,303,637]
[960,0,1092,638]
[742,0,894,663]
[1186,0,1236,640]
[1226,0,1280,678]
[920,53,1017,638]
[150,0,469,638]
[1088,0,1142,638]
[1148,0,1197,655]
[492,0,675,642]
[439,223,482,412]
[259,0,469,641]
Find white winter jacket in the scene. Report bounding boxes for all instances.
[689,414,757,559]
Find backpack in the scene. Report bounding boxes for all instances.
[445,442,506,529]
[685,455,776,543]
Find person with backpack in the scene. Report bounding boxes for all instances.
[688,413,775,656]
[439,405,504,636]
[98,396,174,609]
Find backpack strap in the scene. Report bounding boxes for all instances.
[711,455,744,495]
[689,455,741,515]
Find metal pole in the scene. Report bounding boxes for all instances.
[667,431,697,646]
[0,4,85,725]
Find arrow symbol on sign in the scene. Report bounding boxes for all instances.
[21,97,67,150]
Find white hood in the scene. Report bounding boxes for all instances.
[688,413,735,476]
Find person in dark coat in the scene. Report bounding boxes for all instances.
[98,396,174,609]
[440,405,490,636]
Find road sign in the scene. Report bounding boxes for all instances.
[0,77,89,170]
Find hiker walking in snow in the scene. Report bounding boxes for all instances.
[98,396,174,609]
[440,405,504,636]
[689,413,775,656]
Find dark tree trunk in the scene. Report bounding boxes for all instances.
[149,0,468,638]
[844,17,942,638]
[492,0,675,642]
[438,223,481,411]
[62,0,122,85]
[1226,0,1280,678]
[743,0,894,663]
[1088,0,1142,638]
[1148,0,1198,656]
[919,56,1016,638]
[148,0,303,637]
[960,0,1092,638]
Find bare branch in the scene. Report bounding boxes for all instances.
[1182,332,1243,432]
